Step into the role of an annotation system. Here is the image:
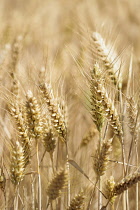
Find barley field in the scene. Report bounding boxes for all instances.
[0,0,140,209]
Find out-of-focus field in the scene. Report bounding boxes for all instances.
[0,0,140,209]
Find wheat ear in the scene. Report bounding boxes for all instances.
[25,90,43,209]
[41,120,56,172]
[10,141,25,185]
[126,97,138,138]
[104,176,116,204]
[91,64,123,141]
[10,35,22,73]
[92,32,122,89]
[67,191,85,210]
[39,83,67,141]
[10,75,20,100]
[110,170,140,198]
[25,90,42,139]
[46,169,68,201]
[0,167,6,192]
[9,102,31,166]
[42,123,56,154]
[80,126,96,147]
[93,138,112,177]
[90,64,105,132]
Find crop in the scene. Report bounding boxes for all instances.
[0,0,140,209]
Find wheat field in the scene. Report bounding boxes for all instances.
[0,0,140,209]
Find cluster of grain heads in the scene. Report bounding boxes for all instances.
[9,102,31,166]
[67,191,85,210]
[10,141,25,185]
[39,83,67,142]
[93,139,112,177]
[90,64,123,141]
[25,90,42,139]
[46,169,68,201]
[0,168,6,192]
[91,32,122,89]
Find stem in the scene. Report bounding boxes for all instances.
[98,131,102,210]
[50,152,55,174]
[4,190,7,210]
[36,139,41,210]
[14,185,19,210]
[136,141,139,210]
[31,174,35,210]
[40,149,47,166]
[87,179,98,210]
[56,139,60,170]
[46,201,50,209]
[65,141,70,207]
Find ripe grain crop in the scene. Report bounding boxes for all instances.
[0,0,140,209]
